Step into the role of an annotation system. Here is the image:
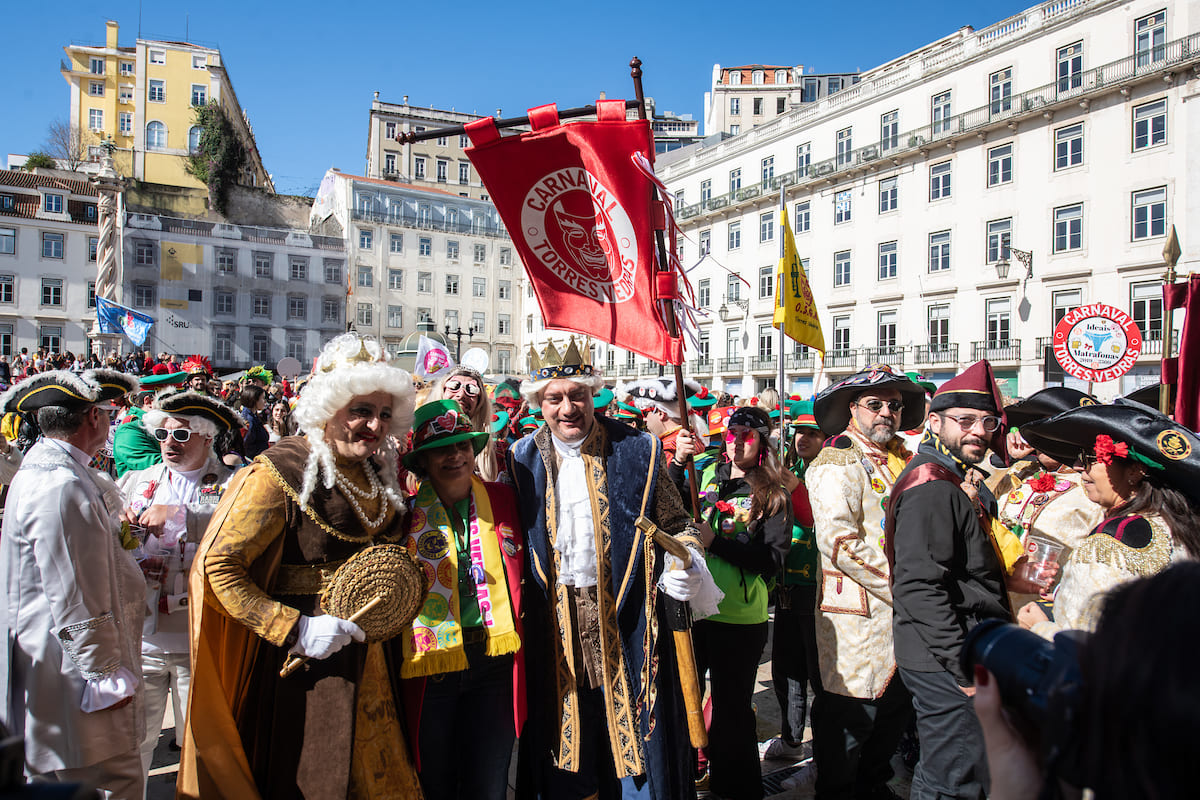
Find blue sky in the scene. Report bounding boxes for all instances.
[2,0,1034,196]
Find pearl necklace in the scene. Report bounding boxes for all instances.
[334,462,391,530]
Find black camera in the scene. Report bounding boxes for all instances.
[960,618,1086,790]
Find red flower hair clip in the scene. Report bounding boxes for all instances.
[1094,434,1129,465]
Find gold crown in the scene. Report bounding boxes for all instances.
[529,336,593,381]
[318,335,389,374]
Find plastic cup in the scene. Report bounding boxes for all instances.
[1014,534,1065,588]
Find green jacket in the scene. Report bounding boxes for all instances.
[113,407,161,477]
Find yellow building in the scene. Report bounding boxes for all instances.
[61,20,273,192]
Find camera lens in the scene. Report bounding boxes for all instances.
[962,619,1058,724]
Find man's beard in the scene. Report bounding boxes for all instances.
[948,436,989,464]
[866,423,897,446]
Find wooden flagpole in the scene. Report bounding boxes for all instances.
[1161,225,1182,416]
[394,101,642,144]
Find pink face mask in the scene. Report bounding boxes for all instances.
[725,427,757,445]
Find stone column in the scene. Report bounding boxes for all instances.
[90,153,126,362]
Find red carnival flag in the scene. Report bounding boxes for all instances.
[1163,273,1200,430]
[464,100,683,364]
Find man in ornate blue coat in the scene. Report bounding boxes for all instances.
[509,339,713,800]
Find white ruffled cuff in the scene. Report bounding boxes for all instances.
[658,545,724,620]
[80,666,139,712]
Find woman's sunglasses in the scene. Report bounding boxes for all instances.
[445,380,481,397]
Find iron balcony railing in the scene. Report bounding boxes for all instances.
[351,209,511,240]
[641,363,661,376]
[676,32,1200,223]
[785,352,817,370]
[824,350,858,370]
[749,355,778,371]
[717,357,744,373]
[862,346,906,367]
[914,343,958,365]
[972,339,1022,362]
[691,358,713,373]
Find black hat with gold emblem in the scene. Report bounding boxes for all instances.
[1004,387,1097,431]
[154,388,240,434]
[814,364,927,436]
[0,368,138,414]
[1020,399,1200,508]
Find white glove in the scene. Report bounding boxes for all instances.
[660,552,704,602]
[289,614,366,660]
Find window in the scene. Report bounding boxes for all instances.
[357,303,373,327]
[472,311,486,334]
[761,156,774,185]
[387,305,403,328]
[499,248,512,266]
[758,324,774,359]
[929,231,951,272]
[445,274,459,295]
[119,85,133,104]
[928,304,951,348]
[833,316,851,353]
[729,97,740,115]
[288,257,307,282]
[699,180,712,205]
[698,278,711,308]
[725,327,741,359]
[437,136,448,147]
[286,333,305,362]
[759,266,774,299]
[473,276,487,297]
[417,272,432,292]
[133,283,154,308]
[834,251,851,287]
[1055,124,1084,169]
[88,109,104,132]
[0,324,10,356]
[729,70,742,85]
[986,218,1012,263]
[447,240,459,260]
[932,91,952,134]
[1053,203,1084,252]
[878,241,897,280]
[288,296,307,320]
[188,125,201,152]
[385,232,403,254]
[802,78,818,102]
[777,97,786,114]
[444,310,459,330]
[40,326,62,354]
[1057,43,1083,94]
[382,152,397,174]
[254,253,272,278]
[697,331,710,362]
[149,49,165,65]
[146,120,166,148]
[699,230,711,256]
[990,68,1013,115]
[135,240,155,266]
[1052,289,1082,326]
[191,84,207,106]
[836,127,852,167]
[1132,187,1167,240]
[729,168,742,193]
[498,314,511,335]
[358,229,373,250]
[414,157,426,180]
[794,201,810,233]
[878,311,898,348]
[828,76,844,94]
[148,79,165,103]
[1131,281,1164,340]
[727,273,741,302]
[419,237,431,257]
[0,229,13,256]
[460,134,469,148]
[436,160,449,183]
[1133,99,1167,150]
[459,162,470,184]
[727,221,741,250]
[42,233,63,259]
[929,161,951,200]
[880,110,899,151]
[759,211,774,242]
[384,122,397,140]
[752,70,764,85]
[986,298,1011,346]
[322,298,341,323]
[215,290,234,315]
[252,295,271,317]
[0,276,11,304]
[193,54,207,69]
[90,57,105,75]
[834,190,852,224]
[43,194,63,213]
[87,79,105,99]
[88,236,98,262]
[119,112,133,135]
[796,142,811,175]
[879,177,897,213]
[1135,10,1167,66]
[987,144,1013,186]
[41,278,62,306]
[324,259,343,284]
[357,266,373,288]
[729,125,740,136]
[388,269,403,291]
[120,61,133,76]
[251,331,271,363]
[498,280,511,300]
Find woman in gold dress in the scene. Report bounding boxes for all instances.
[178,334,422,799]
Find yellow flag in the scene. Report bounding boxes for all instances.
[773,207,825,352]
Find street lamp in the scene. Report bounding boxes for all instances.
[995,247,1034,281]
[717,294,749,323]
[443,322,477,362]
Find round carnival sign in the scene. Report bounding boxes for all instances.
[1052,303,1143,383]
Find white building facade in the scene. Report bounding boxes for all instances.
[657,0,1199,400]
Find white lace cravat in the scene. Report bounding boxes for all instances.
[551,434,598,587]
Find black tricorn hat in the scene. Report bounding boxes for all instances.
[1004,387,1098,430]
[154,388,240,434]
[1,368,138,414]
[1020,399,1200,509]
[1123,382,1176,412]
[813,364,926,436]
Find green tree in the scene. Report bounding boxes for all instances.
[23,152,57,170]
[185,102,246,215]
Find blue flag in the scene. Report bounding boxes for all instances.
[97,297,153,347]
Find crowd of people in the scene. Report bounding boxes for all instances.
[0,335,1195,800]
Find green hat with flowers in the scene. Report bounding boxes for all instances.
[402,398,488,469]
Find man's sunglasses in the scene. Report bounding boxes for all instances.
[855,399,904,414]
[153,427,195,443]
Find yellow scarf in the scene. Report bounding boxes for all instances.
[400,476,519,678]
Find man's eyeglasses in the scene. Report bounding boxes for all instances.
[445,380,481,397]
[153,427,195,443]
[938,413,1002,433]
[855,399,904,414]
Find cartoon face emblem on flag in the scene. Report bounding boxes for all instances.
[423,349,450,374]
[520,168,638,303]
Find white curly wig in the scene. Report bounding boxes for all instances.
[292,334,416,511]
